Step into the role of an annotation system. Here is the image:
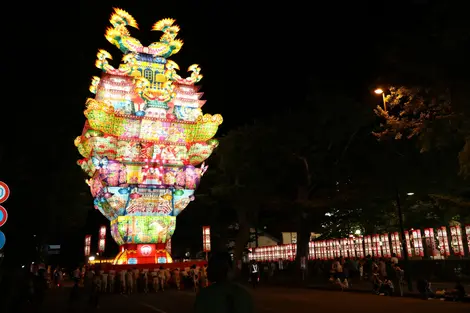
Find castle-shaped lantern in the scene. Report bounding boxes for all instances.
[75,8,222,264]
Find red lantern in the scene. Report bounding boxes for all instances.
[449,225,464,256]
[437,226,451,257]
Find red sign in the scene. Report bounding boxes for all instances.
[84,235,91,256]
[0,206,7,227]
[0,182,10,203]
[202,226,211,252]
[137,244,155,257]
[98,226,106,253]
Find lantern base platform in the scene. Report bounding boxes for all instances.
[113,244,173,265]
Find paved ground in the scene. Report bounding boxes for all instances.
[33,285,469,313]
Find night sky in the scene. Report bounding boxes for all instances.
[0,0,431,265]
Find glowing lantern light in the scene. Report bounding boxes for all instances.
[98,226,106,253]
[75,8,222,265]
[84,235,91,257]
[449,225,464,256]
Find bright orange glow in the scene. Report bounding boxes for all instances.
[374,88,384,95]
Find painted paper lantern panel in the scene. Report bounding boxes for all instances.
[372,235,382,257]
[85,110,115,134]
[114,216,176,244]
[117,141,143,162]
[390,232,402,258]
[190,114,223,142]
[308,242,315,260]
[466,225,470,255]
[380,234,391,257]
[98,161,126,186]
[423,228,437,257]
[354,237,364,258]
[348,238,356,258]
[411,229,424,257]
[437,227,451,256]
[115,117,141,139]
[404,231,412,257]
[450,225,464,256]
[94,198,118,221]
[188,142,216,165]
[173,190,194,216]
[125,190,173,216]
[184,165,199,189]
[89,175,105,197]
[364,236,372,257]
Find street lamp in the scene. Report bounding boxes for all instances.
[396,190,414,292]
[374,88,387,111]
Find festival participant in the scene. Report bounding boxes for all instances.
[126,269,134,294]
[151,270,159,292]
[200,264,208,288]
[157,266,166,291]
[173,268,181,290]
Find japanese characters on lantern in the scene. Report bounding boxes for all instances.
[390,232,402,258]
[411,229,424,257]
[449,225,464,256]
[404,231,412,257]
[354,236,364,258]
[75,8,222,264]
[372,234,382,257]
[380,233,391,257]
[98,225,106,253]
[348,237,356,258]
[308,241,315,260]
[437,226,451,256]
[84,235,91,257]
[202,226,211,252]
[466,225,470,255]
[423,228,437,257]
[364,235,372,257]
[250,224,470,262]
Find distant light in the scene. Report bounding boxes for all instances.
[89,256,95,261]
[21,265,25,268]
[325,212,332,217]
[32,262,35,265]
[33,235,36,237]
[407,192,414,196]
[96,252,99,255]
[355,230,361,235]
[374,88,384,94]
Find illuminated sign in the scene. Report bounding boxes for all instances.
[0,182,10,203]
[128,258,138,264]
[202,226,211,252]
[140,244,153,256]
[98,225,106,253]
[84,235,91,256]
[0,206,7,227]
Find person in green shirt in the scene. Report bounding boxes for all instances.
[194,252,254,313]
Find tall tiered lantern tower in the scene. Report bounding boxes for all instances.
[75,8,222,265]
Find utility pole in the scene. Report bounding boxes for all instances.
[395,189,413,291]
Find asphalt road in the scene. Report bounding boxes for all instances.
[37,285,468,313]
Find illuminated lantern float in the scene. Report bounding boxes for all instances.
[75,8,222,265]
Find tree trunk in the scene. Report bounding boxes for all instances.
[233,207,250,276]
[296,219,311,262]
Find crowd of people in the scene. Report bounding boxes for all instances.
[70,263,209,308]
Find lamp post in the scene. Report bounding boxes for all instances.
[374,88,387,111]
[396,190,414,292]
